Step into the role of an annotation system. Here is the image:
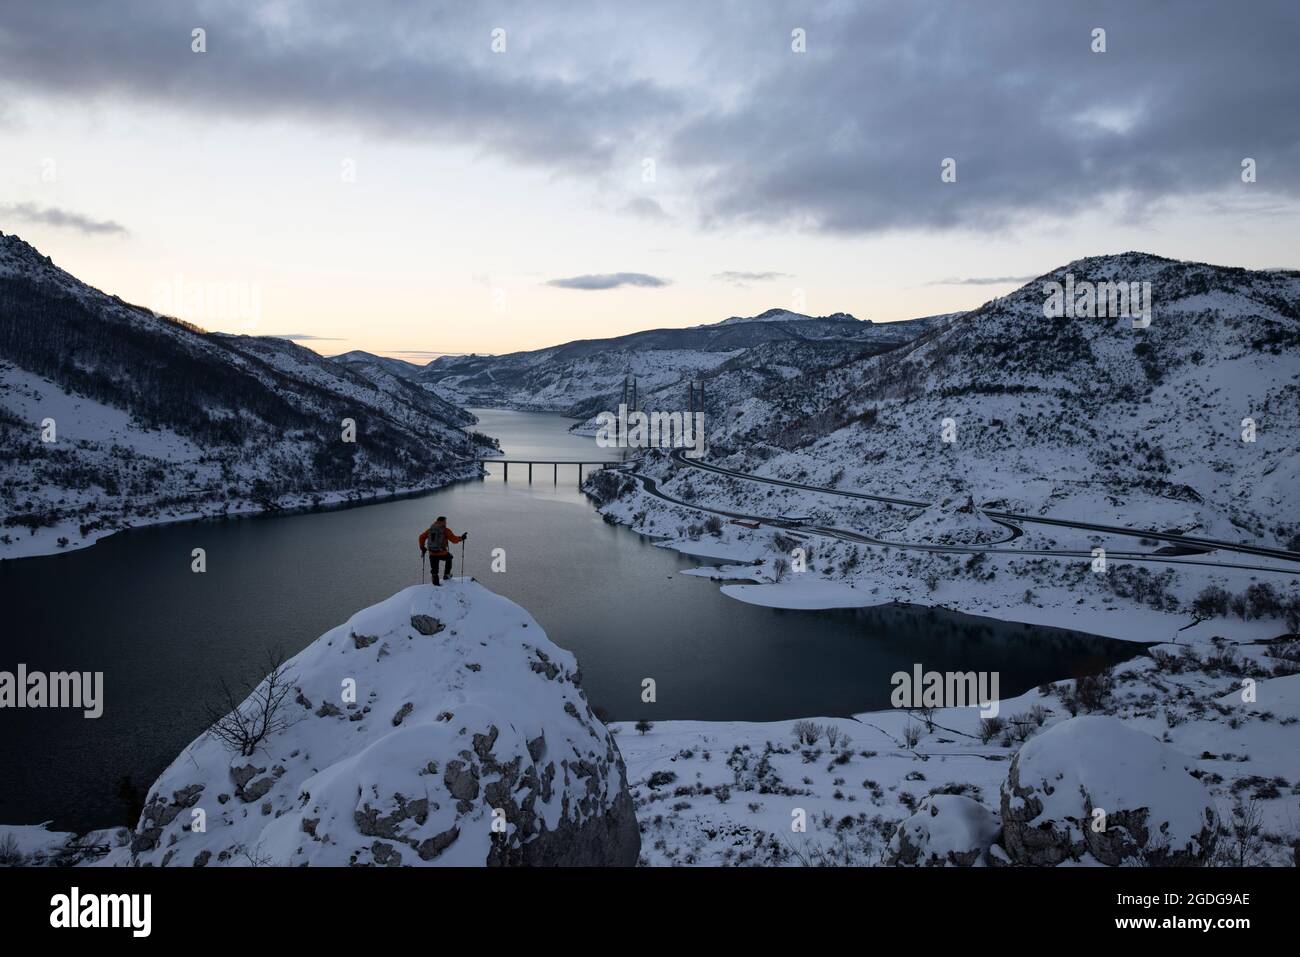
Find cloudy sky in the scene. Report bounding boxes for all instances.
[1,0,1297,356]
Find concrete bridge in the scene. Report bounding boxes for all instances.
[478,459,623,486]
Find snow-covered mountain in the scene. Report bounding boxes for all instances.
[332,349,425,382]
[712,307,859,326]
[585,252,1300,681]
[0,231,493,558]
[421,309,944,420]
[700,253,1300,548]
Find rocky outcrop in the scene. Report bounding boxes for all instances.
[999,715,1216,866]
[127,582,639,866]
[888,794,1000,867]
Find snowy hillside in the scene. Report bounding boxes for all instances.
[421,311,944,420]
[0,231,493,559]
[705,253,1300,547]
[331,350,425,382]
[585,252,1300,692]
[115,580,638,867]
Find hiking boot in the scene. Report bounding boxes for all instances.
[431,578,441,586]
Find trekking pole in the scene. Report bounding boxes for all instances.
[460,537,466,582]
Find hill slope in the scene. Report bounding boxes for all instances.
[0,232,492,558]
[704,253,1300,546]
[421,310,943,420]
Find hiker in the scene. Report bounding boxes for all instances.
[419,516,467,585]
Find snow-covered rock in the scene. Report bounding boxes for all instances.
[127,580,639,867]
[887,794,1000,867]
[902,494,1006,545]
[999,715,1217,866]
[713,307,860,325]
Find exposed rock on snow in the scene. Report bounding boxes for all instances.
[902,494,1005,545]
[887,794,1000,867]
[127,581,639,867]
[999,715,1217,866]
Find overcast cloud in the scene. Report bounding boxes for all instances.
[1,202,128,235]
[2,1,1296,237]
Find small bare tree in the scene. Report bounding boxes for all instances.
[235,841,275,867]
[917,706,937,732]
[204,648,297,757]
[771,557,790,582]
[1216,797,1267,867]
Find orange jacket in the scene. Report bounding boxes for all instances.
[419,524,463,556]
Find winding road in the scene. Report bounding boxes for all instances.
[608,449,1300,576]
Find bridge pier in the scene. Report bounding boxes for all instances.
[477,460,621,488]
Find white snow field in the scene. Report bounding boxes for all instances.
[614,661,1299,867]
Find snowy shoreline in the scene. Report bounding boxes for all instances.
[0,467,484,563]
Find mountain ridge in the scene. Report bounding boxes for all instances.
[0,231,493,559]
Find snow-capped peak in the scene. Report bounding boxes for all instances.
[714,308,862,326]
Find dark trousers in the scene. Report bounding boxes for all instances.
[429,551,452,582]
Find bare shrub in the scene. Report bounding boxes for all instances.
[1066,671,1114,713]
[0,834,25,867]
[204,648,297,757]
[792,720,824,747]
[1215,798,1267,867]
[771,532,799,553]
[1192,585,1231,618]
[978,715,1005,744]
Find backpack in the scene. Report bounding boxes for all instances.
[427,524,447,552]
